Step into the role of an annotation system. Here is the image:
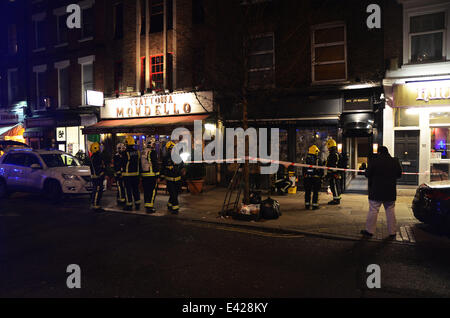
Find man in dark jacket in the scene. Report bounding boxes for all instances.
[361,146,403,238]
[303,145,324,210]
[161,141,183,214]
[122,136,141,211]
[90,142,106,212]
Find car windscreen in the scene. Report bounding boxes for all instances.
[41,153,80,167]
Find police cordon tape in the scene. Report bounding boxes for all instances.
[184,156,440,176]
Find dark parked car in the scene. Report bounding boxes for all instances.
[412,181,450,230]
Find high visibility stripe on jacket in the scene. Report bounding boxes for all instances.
[122,148,140,177]
[164,176,181,182]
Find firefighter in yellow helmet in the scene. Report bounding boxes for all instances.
[325,138,342,205]
[122,136,141,211]
[161,141,184,214]
[89,142,106,212]
[303,145,324,210]
[141,138,160,214]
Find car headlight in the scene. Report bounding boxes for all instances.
[62,174,81,181]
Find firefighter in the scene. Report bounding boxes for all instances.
[141,138,160,214]
[325,138,342,205]
[273,165,293,195]
[161,141,183,214]
[89,142,106,212]
[303,145,323,210]
[113,143,126,205]
[122,136,141,211]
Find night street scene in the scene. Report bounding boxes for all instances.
[1,0,450,308]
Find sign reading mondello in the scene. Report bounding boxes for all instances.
[101,91,213,119]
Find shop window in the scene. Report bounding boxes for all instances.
[247,33,275,88]
[114,3,124,39]
[296,128,337,165]
[430,126,450,181]
[409,12,445,63]
[311,22,347,83]
[394,108,419,127]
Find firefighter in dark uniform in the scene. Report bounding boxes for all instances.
[161,141,183,214]
[141,138,160,214]
[122,136,141,211]
[90,142,106,212]
[303,145,324,210]
[113,143,126,205]
[325,138,342,205]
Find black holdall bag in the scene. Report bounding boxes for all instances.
[260,197,281,220]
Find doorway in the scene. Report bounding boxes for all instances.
[345,137,371,194]
[395,130,419,185]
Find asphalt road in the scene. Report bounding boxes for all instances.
[1,193,450,298]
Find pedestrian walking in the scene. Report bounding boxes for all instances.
[361,146,403,238]
[113,143,126,205]
[122,136,141,211]
[89,142,106,212]
[141,138,160,214]
[161,141,183,214]
[325,138,342,205]
[303,145,324,210]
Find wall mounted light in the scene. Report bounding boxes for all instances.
[337,143,343,153]
[373,143,379,154]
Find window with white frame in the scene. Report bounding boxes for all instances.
[409,12,446,63]
[56,13,68,45]
[32,12,46,51]
[247,33,275,88]
[311,22,347,83]
[55,61,70,108]
[7,68,19,105]
[33,65,47,110]
[80,2,95,40]
[78,56,95,105]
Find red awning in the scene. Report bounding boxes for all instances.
[82,114,210,134]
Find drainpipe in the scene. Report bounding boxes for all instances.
[163,0,167,91]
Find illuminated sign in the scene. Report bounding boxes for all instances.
[394,80,450,107]
[86,90,104,107]
[101,91,213,119]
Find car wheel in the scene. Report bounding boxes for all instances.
[0,178,8,199]
[45,180,63,203]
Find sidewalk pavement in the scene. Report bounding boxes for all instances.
[100,185,450,245]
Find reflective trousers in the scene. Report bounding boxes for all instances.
[329,175,342,201]
[116,175,126,204]
[167,181,180,211]
[123,176,141,207]
[91,177,104,209]
[142,176,157,208]
[365,200,397,236]
[304,177,321,207]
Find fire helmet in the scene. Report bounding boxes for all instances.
[326,138,337,149]
[166,141,176,150]
[308,145,320,155]
[90,142,100,154]
[125,136,135,146]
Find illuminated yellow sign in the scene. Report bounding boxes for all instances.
[394,81,450,107]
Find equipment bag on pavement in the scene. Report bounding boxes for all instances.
[260,198,281,220]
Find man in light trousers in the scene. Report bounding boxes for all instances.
[361,146,403,238]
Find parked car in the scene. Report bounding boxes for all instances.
[412,181,450,230]
[0,148,93,201]
[0,140,29,158]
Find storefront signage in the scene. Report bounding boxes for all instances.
[394,81,450,107]
[56,127,66,142]
[0,112,19,124]
[101,91,213,119]
[343,96,372,112]
[86,90,104,107]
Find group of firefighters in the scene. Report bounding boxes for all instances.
[88,136,343,213]
[89,136,183,214]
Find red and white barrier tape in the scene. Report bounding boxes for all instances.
[185,156,442,176]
